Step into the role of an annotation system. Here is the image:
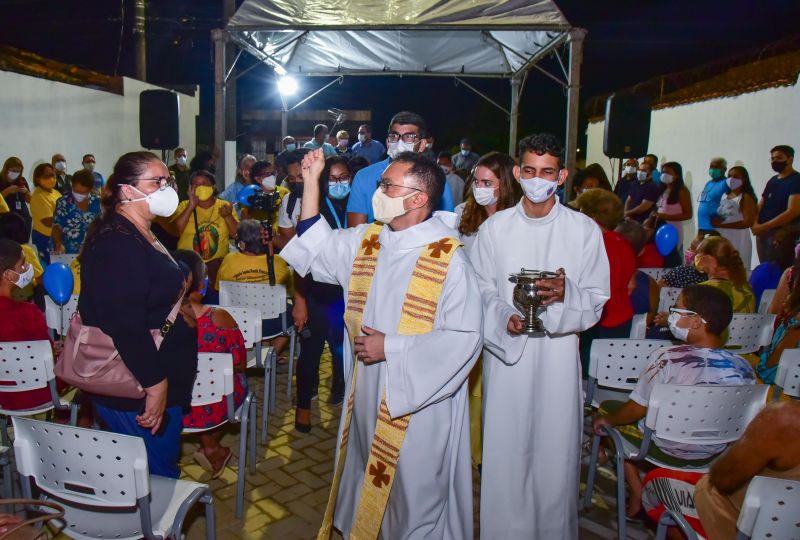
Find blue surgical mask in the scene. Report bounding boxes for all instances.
[328,182,351,200]
[286,143,296,152]
[199,276,209,297]
[460,149,469,157]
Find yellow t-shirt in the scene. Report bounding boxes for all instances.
[0,195,9,214]
[30,187,62,236]
[172,199,239,262]
[70,257,82,295]
[20,243,44,282]
[215,251,293,295]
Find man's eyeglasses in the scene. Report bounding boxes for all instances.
[668,307,707,323]
[386,132,420,144]
[378,179,423,193]
[137,176,177,191]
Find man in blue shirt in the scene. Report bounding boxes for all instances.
[753,144,800,261]
[643,153,662,185]
[303,124,337,157]
[697,157,729,234]
[350,124,386,164]
[81,154,105,192]
[347,111,454,226]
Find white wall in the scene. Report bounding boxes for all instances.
[586,80,800,267]
[0,71,199,178]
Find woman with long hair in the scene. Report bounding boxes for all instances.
[78,151,197,478]
[713,165,758,270]
[651,161,693,250]
[694,235,755,313]
[0,157,32,237]
[456,151,522,252]
[756,259,800,384]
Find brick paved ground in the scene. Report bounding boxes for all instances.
[171,351,650,539]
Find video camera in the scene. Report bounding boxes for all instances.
[246,187,282,219]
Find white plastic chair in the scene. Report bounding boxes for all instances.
[658,286,683,312]
[774,348,800,400]
[0,340,78,446]
[50,253,78,266]
[44,294,79,337]
[654,476,800,540]
[640,267,666,282]
[218,281,297,402]
[12,417,215,540]
[629,313,648,339]
[184,352,256,519]
[584,383,769,540]
[725,314,776,354]
[216,305,275,444]
[758,289,776,314]
[585,338,672,408]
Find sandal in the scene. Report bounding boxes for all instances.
[211,448,232,479]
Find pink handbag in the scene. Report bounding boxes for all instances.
[55,295,185,399]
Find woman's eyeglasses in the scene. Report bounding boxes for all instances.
[137,176,177,191]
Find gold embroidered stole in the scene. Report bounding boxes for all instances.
[317,224,461,540]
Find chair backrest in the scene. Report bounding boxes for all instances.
[775,348,800,399]
[658,287,683,312]
[726,314,776,354]
[219,281,287,319]
[0,340,54,392]
[191,352,235,409]
[737,476,800,539]
[50,253,78,266]
[12,417,149,507]
[629,314,647,339]
[589,339,673,391]
[758,289,776,315]
[645,384,768,445]
[214,305,262,348]
[640,268,666,282]
[44,294,80,335]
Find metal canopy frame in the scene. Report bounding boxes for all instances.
[213,24,585,194]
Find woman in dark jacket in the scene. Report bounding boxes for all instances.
[78,151,197,478]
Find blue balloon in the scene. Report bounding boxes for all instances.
[655,223,679,256]
[43,262,74,305]
[236,184,259,207]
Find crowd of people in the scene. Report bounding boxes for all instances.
[0,111,798,538]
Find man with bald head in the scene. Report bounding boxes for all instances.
[51,153,71,195]
[280,147,482,539]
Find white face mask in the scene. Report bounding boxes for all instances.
[520,176,558,204]
[440,165,451,175]
[637,171,648,182]
[660,173,674,185]
[84,162,95,172]
[122,184,179,217]
[7,171,20,181]
[726,177,743,190]
[371,189,417,223]
[55,161,67,172]
[387,140,415,160]
[8,264,34,289]
[624,166,637,176]
[261,175,277,190]
[72,192,89,203]
[176,156,187,166]
[667,312,690,342]
[358,134,367,143]
[473,185,498,206]
[338,139,348,148]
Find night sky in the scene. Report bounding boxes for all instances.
[3,0,799,156]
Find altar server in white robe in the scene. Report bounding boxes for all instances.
[281,148,482,539]
[471,133,610,539]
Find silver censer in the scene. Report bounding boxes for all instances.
[508,269,559,335]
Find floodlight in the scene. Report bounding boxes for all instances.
[277,76,298,96]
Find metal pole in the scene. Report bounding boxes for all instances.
[133,0,146,81]
[280,109,288,140]
[224,0,237,143]
[509,75,522,158]
[213,29,226,191]
[563,28,586,202]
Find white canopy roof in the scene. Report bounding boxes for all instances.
[226,0,572,78]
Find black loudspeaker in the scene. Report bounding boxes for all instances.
[603,93,651,158]
[139,90,180,150]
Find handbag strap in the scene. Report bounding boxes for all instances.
[0,498,65,539]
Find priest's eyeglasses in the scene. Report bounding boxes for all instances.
[379,179,423,193]
[386,131,420,143]
[136,176,177,191]
[668,307,707,323]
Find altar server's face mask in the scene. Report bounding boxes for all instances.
[520,176,558,204]
[517,154,564,204]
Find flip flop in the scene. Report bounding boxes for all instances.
[211,448,232,479]
[193,450,213,472]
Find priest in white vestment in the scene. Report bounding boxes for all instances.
[281,148,483,539]
[471,133,610,539]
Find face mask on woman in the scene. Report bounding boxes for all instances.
[176,156,187,166]
[260,175,277,190]
[328,182,351,200]
[285,143,296,152]
[726,177,743,190]
[39,177,57,190]
[72,192,89,203]
[122,184,180,217]
[7,171,20,181]
[7,264,33,289]
[195,185,215,202]
[473,185,498,206]
[660,173,674,185]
